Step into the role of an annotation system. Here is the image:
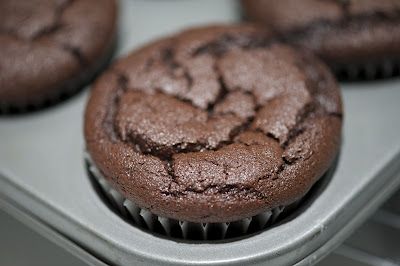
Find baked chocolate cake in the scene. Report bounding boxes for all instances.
[84,24,342,238]
[0,0,117,112]
[242,0,400,79]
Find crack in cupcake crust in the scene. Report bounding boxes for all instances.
[242,0,400,69]
[0,0,117,108]
[283,9,400,45]
[0,0,89,66]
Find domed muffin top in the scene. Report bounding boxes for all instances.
[0,0,116,106]
[242,0,400,66]
[85,25,342,223]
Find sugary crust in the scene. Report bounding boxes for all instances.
[242,0,400,65]
[85,24,343,223]
[0,0,117,107]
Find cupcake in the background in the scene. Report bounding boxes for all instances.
[0,0,117,113]
[242,0,400,80]
[84,24,343,240]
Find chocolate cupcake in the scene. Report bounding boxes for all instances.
[84,24,343,240]
[242,0,400,80]
[0,0,117,113]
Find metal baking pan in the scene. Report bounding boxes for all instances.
[1,1,400,265]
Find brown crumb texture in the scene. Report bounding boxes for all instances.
[242,0,400,66]
[0,0,117,107]
[85,25,343,223]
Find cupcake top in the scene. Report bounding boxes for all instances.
[85,25,342,223]
[0,0,116,107]
[242,0,400,65]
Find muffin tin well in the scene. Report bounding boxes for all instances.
[85,153,337,241]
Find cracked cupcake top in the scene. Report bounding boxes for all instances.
[242,0,400,65]
[0,0,116,106]
[85,25,343,223]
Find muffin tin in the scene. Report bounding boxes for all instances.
[1,1,400,265]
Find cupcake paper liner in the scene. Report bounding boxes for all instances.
[333,58,400,81]
[85,153,302,241]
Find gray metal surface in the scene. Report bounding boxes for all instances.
[0,208,103,266]
[1,1,400,265]
[319,190,400,266]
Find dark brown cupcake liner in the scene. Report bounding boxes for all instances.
[0,38,116,115]
[332,58,400,81]
[0,82,83,114]
[85,153,302,241]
